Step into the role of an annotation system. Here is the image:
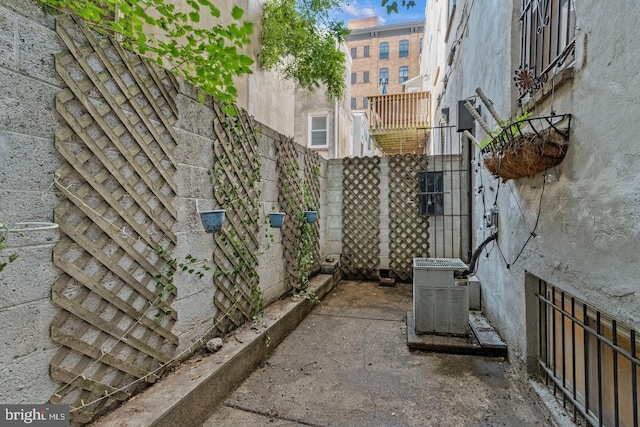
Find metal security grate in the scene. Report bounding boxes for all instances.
[413,258,468,270]
[537,280,640,427]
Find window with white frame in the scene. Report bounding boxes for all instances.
[520,0,575,86]
[309,114,329,148]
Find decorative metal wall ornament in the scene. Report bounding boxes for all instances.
[514,64,544,97]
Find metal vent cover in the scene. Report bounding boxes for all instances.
[413,258,468,270]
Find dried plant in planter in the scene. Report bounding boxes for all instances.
[481,114,572,181]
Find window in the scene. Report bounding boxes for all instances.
[379,68,389,85]
[350,98,357,109]
[363,98,368,109]
[351,47,357,58]
[363,71,369,83]
[351,72,357,84]
[536,280,640,427]
[309,114,328,148]
[379,42,389,59]
[418,172,444,216]
[399,39,409,57]
[363,46,370,57]
[398,66,409,83]
[419,37,423,54]
[519,0,575,92]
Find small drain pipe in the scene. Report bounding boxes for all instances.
[456,233,497,279]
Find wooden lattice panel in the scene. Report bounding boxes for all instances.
[303,152,321,275]
[389,155,430,281]
[51,16,179,423]
[276,136,303,289]
[341,157,381,279]
[211,104,262,334]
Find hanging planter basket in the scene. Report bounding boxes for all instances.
[304,210,318,224]
[482,114,572,181]
[268,212,286,228]
[199,210,225,233]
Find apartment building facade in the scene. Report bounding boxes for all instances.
[347,17,424,112]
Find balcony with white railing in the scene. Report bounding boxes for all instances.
[367,91,431,155]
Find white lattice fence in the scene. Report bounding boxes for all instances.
[341,157,381,280]
[389,155,429,281]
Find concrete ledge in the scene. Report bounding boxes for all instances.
[406,311,507,357]
[94,271,341,427]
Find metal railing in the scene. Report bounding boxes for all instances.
[537,280,640,426]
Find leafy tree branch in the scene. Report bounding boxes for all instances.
[260,0,348,100]
[41,0,254,107]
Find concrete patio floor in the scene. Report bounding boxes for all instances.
[203,280,554,427]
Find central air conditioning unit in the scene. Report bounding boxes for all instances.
[413,258,469,336]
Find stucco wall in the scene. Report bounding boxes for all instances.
[0,0,328,406]
[424,0,640,373]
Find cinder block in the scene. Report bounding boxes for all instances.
[174,94,215,139]
[17,16,64,84]
[0,132,63,191]
[173,129,214,170]
[0,8,15,70]
[0,299,58,366]
[0,245,57,309]
[0,347,59,404]
[0,68,60,138]
[174,164,215,200]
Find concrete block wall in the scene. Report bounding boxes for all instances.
[0,0,64,404]
[0,1,329,406]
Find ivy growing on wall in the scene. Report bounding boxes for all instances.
[40,0,254,107]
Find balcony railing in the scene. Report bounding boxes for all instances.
[368,91,430,131]
[367,91,431,155]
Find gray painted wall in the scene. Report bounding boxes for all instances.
[424,0,640,373]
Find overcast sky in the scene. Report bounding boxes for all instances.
[333,0,427,26]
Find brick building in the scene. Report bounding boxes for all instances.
[347,17,424,112]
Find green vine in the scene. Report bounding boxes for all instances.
[0,224,19,274]
[281,160,319,302]
[40,0,254,109]
[154,245,211,323]
[260,0,348,100]
[212,109,269,322]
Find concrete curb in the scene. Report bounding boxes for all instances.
[94,271,341,427]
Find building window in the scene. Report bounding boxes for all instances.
[536,280,640,427]
[379,68,389,85]
[379,42,389,59]
[363,98,368,109]
[364,46,370,57]
[351,47,357,59]
[350,98,357,109]
[418,172,444,216]
[309,114,329,148]
[399,39,409,57]
[351,72,357,84]
[363,71,369,83]
[520,0,576,89]
[398,66,409,83]
[419,37,423,54]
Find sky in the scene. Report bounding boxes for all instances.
[332,0,427,26]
